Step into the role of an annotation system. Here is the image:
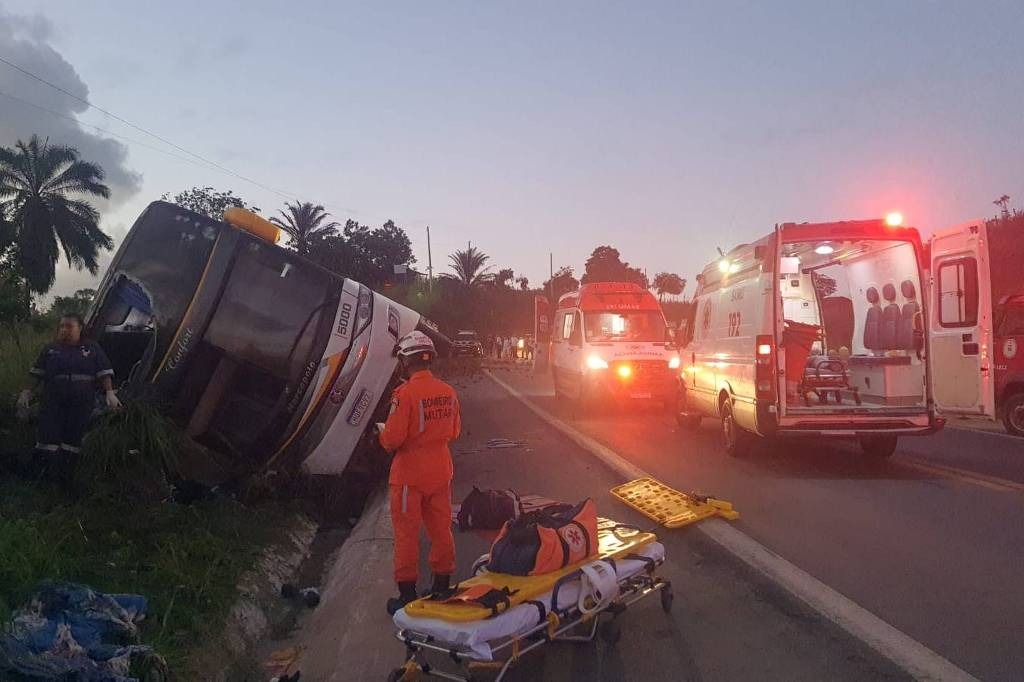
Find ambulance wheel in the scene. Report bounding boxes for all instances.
[660,584,675,613]
[860,435,898,459]
[599,619,622,645]
[720,400,751,457]
[1002,392,1024,437]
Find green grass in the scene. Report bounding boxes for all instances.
[0,478,293,672]
[0,322,296,675]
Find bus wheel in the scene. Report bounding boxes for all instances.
[720,400,750,457]
[860,435,898,459]
[1002,392,1024,437]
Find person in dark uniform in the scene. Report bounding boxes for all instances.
[17,314,121,481]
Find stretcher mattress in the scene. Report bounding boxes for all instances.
[403,523,657,622]
[393,542,665,661]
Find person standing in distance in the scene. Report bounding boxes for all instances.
[17,314,120,483]
[379,330,461,615]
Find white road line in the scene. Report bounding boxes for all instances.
[484,370,980,682]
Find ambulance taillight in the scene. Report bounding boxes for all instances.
[755,335,776,400]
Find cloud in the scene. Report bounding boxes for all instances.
[0,6,142,209]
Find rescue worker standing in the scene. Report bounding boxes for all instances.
[17,314,120,482]
[379,331,461,615]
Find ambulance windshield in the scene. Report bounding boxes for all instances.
[584,311,666,343]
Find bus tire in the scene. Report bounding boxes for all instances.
[860,435,898,459]
[1001,391,1024,437]
[720,399,751,457]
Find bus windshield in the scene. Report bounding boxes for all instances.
[584,311,666,343]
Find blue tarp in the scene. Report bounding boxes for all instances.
[0,582,167,682]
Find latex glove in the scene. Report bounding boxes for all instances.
[105,390,123,411]
[17,389,32,411]
[375,422,386,435]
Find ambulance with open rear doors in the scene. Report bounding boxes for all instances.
[928,216,1024,436]
[551,282,677,406]
[676,217,943,458]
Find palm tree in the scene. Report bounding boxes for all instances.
[448,246,492,287]
[0,135,113,294]
[270,201,340,255]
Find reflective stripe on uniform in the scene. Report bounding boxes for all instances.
[401,485,409,514]
[50,373,97,382]
[59,443,81,453]
[96,369,114,377]
[34,443,59,452]
[29,368,45,377]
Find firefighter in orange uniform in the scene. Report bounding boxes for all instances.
[380,331,461,615]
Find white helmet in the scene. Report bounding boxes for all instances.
[395,330,436,359]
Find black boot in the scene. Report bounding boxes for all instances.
[386,581,418,616]
[424,573,452,598]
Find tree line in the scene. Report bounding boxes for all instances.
[0,134,689,333]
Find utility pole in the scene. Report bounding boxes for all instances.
[548,253,553,302]
[426,225,433,292]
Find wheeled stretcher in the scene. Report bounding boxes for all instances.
[389,540,670,682]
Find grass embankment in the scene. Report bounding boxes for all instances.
[0,322,293,674]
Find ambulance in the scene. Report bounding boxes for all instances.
[550,282,677,406]
[676,217,943,458]
[928,215,1024,436]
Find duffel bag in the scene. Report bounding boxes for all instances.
[486,498,598,575]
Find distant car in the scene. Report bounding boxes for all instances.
[452,330,484,357]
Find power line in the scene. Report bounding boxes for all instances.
[0,89,225,172]
[0,53,305,202]
[0,53,462,237]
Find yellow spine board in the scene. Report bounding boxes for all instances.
[403,523,656,623]
[610,477,740,528]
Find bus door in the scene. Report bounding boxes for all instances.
[930,221,995,417]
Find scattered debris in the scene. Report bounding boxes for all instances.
[486,438,526,449]
[264,646,303,679]
[0,581,168,681]
[280,584,321,609]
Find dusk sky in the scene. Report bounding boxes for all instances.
[2,0,1023,298]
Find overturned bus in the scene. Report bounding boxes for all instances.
[86,201,440,477]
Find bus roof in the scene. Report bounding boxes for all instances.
[557,282,660,312]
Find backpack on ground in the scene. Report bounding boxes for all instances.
[457,487,522,531]
[486,498,598,576]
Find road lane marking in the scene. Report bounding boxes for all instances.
[484,369,980,682]
[899,457,1024,493]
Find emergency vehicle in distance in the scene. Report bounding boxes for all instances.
[676,216,943,458]
[86,201,442,478]
[928,214,1024,436]
[550,282,677,405]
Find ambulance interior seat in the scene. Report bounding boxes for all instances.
[899,280,919,351]
[863,287,881,352]
[879,283,900,350]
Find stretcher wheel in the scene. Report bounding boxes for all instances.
[599,619,622,645]
[660,584,674,613]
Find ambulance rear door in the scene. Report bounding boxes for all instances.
[929,220,995,418]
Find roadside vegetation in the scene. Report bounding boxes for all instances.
[1,323,293,675]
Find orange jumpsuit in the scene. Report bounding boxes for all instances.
[380,369,461,583]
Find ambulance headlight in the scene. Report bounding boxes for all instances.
[586,354,609,370]
[668,356,681,369]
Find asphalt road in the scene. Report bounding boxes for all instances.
[431,370,911,682]
[466,364,1024,681]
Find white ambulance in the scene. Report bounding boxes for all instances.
[550,282,677,406]
[928,216,1024,435]
[676,217,943,457]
